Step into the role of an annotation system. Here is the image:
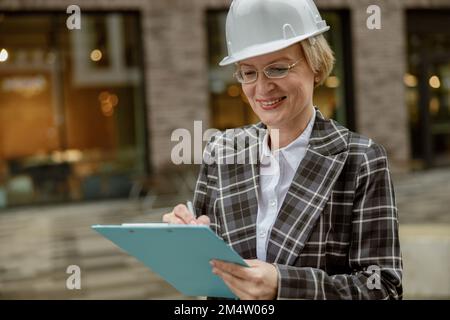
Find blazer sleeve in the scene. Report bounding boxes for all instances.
[192,135,222,236]
[274,142,403,299]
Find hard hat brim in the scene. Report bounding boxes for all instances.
[219,27,330,66]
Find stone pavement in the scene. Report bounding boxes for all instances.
[393,168,450,224]
[393,168,450,299]
[0,200,191,299]
[399,224,450,298]
[0,168,449,299]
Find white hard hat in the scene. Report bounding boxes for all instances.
[219,0,330,66]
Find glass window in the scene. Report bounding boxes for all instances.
[407,10,450,168]
[0,12,147,207]
[206,10,354,131]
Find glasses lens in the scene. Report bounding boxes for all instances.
[265,64,290,78]
[236,68,257,83]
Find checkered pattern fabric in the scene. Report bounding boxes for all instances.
[193,108,402,299]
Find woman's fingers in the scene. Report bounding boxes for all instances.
[162,213,170,223]
[162,205,210,225]
[195,215,211,225]
[162,212,183,224]
[173,204,196,223]
[162,204,197,224]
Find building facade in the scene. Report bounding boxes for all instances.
[0,0,449,207]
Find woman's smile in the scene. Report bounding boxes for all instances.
[256,96,287,110]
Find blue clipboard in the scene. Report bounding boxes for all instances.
[91,223,248,299]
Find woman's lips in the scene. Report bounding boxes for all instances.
[257,96,287,110]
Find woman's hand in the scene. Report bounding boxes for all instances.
[211,259,278,300]
[162,204,210,225]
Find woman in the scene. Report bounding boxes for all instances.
[163,0,402,300]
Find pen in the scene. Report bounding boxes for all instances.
[186,200,197,219]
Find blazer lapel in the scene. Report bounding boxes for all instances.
[216,124,264,259]
[265,109,349,264]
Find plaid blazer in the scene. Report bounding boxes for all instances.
[193,108,403,300]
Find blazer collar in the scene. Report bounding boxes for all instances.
[255,107,349,157]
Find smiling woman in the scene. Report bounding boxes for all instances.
[207,8,353,131]
[163,0,402,300]
[236,44,318,148]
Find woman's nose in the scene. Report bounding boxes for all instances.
[255,72,276,93]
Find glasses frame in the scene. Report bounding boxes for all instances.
[234,58,302,84]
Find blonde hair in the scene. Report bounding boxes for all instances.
[300,34,335,87]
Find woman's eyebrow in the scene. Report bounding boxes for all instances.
[239,57,292,67]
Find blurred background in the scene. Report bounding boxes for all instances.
[0,0,449,299]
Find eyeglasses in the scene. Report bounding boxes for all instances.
[234,59,302,84]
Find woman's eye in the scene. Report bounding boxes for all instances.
[269,67,288,73]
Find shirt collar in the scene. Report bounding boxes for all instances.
[260,109,316,171]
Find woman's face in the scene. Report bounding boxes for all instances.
[239,44,315,130]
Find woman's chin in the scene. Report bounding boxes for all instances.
[260,116,282,128]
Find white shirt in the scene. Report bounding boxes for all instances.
[256,110,316,261]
